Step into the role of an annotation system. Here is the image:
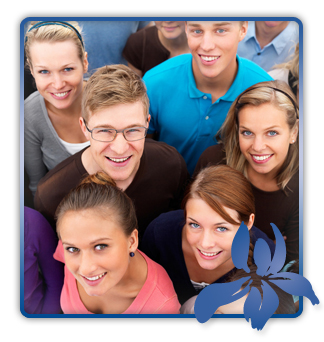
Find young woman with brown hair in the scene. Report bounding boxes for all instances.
[141,165,275,306]
[54,172,180,314]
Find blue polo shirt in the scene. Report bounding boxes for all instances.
[237,21,299,72]
[143,54,273,175]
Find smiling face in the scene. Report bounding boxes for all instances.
[155,21,186,39]
[80,101,149,190]
[185,198,253,271]
[238,102,298,181]
[186,21,247,83]
[29,40,88,110]
[59,209,137,297]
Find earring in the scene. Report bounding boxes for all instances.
[130,252,135,257]
[292,140,295,143]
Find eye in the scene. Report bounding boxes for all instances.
[39,70,49,74]
[95,244,108,251]
[64,67,73,72]
[191,29,202,34]
[216,29,226,34]
[66,247,79,253]
[126,127,141,133]
[216,227,228,232]
[241,130,253,137]
[189,222,200,229]
[268,130,278,137]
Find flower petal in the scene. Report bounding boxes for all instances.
[269,272,320,305]
[267,223,287,275]
[231,221,251,273]
[194,277,251,323]
[253,239,272,276]
[244,281,279,330]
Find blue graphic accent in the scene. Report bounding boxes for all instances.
[194,222,319,330]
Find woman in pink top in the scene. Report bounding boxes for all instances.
[54,172,180,314]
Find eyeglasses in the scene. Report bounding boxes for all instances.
[83,119,148,142]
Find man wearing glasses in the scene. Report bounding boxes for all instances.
[34,65,189,239]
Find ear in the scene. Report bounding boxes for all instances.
[129,229,139,253]
[79,117,90,140]
[290,119,299,144]
[238,21,248,42]
[83,51,89,73]
[185,22,188,37]
[247,213,255,230]
[147,114,151,126]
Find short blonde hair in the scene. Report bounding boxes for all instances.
[25,21,85,70]
[217,80,299,191]
[81,64,150,122]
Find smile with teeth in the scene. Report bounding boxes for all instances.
[199,249,221,257]
[252,154,272,161]
[107,156,131,163]
[200,55,220,61]
[52,91,70,97]
[82,272,107,281]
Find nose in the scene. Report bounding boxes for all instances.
[51,72,65,90]
[252,135,266,153]
[79,251,97,277]
[200,229,216,250]
[109,132,129,155]
[200,32,216,52]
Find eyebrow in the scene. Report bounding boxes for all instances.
[188,217,229,226]
[187,22,232,28]
[92,123,145,129]
[239,125,281,130]
[33,63,77,69]
[62,237,112,246]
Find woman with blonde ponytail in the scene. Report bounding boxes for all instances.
[195,80,299,264]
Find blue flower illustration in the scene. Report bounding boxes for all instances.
[194,222,319,330]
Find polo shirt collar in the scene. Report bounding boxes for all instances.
[187,55,205,99]
[187,54,244,103]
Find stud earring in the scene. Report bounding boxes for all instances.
[130,252,135,257]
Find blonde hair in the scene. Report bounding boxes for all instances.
[273,43,299,89]
[81,64,150,122]
[217,80,299,191]
[24,21,86,70]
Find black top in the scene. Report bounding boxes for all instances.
[34,139,190,239]
[194,144,299,264]
[123,26,170,76]
[141,209,276,305]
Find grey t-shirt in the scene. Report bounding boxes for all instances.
[24,91,89,195]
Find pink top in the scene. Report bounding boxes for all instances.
[54,241,180,314]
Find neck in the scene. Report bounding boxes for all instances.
[255,22,289,49]
[158,30,190,56]
[246,165,280,191]
[193,57,238,103]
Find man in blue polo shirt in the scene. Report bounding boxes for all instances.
[143,21,273,175]
[237,21,299,72]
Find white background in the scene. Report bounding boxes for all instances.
[4,1,323,340]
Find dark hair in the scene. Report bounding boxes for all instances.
[228,265,296,314]
[55,172,138,238]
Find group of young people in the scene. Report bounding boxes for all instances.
[23,19,300,316]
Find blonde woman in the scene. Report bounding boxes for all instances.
[24,21,90,195]
[195,81,299,264]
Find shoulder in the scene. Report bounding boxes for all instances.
[268,68,289,83]
[237,56,273,81]
[194,144,226,176]
[144,210,185,240]
[143,54,191,82]
[36,148,87,196]
[144,139,187,168]
[24,92,44,119]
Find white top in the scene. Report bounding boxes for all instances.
[58,137,90,155]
